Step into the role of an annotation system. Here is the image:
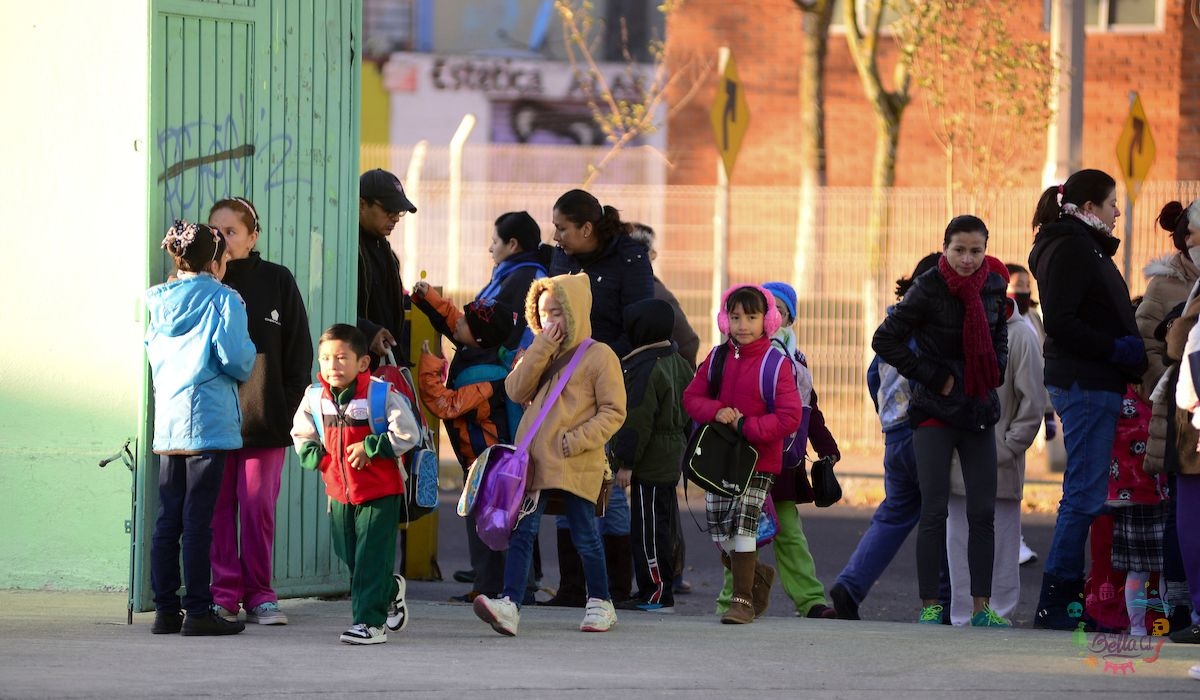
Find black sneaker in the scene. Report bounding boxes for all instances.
[151,610,183,634]
[452,569,476,584]
[830,583,860,621]
[181,610,246,636]
[1171,624,1200,644]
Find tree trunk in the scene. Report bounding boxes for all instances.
[795,1,834,295]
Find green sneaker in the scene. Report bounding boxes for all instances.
[918,604,944,624]
[970,606,1011,628]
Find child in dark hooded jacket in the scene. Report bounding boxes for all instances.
[610,299,694,613]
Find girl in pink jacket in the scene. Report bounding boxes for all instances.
[683,284,803,624]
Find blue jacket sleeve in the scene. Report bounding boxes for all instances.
[215,289,257,382]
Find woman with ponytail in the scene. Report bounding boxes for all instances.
[1027,168,1148,630]
[872,215,1010,627]
[542,189,654,607]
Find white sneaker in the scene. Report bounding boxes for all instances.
[580,598,617,632]
[1190,664,1200,681]
[1019,537,1038,566]
[386,574,409,631]
[212,604,239,623]
[339,623,386,645]
[474,596,519,636]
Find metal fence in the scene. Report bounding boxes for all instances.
[363,142,1200,451]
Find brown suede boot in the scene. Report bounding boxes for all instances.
[752,560,775,618]
[721,552,757,624]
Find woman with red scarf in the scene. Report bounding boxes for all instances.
[872,215,1010,627]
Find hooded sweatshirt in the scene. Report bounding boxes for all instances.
[144,273,257,453]
[610,298,694,483]
[505,273,627,502]
[1136,252,1199,390]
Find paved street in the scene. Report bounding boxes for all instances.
[3,486,1199,698]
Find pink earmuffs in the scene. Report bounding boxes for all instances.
[717,284,783,338]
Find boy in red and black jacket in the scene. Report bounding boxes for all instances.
[291,324,420,645]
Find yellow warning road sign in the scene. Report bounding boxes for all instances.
[1115,93,1155,204]
[710,49,749,178]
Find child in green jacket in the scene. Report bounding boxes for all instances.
[611,299,695,613]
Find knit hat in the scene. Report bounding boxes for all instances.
[762,281,798,324]
[985,255,1010,283]
[463,298,516,348]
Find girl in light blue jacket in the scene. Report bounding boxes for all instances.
[144,220,256,637]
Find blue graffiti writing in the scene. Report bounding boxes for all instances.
[156,99,309,221]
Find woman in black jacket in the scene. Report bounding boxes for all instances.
[206,198,313,626]
[872,215,1009,627]
[1027,168,1147,630]
[543,189,654,607]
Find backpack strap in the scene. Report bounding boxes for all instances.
[759,348,786,413]
[306,383,326,444]
[366,377,390,435]
[705,344,729,399]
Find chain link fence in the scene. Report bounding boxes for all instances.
[363,143,1200,451]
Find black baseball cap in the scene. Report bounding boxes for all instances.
[360,168,417,214]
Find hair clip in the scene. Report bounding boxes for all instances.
[161,219,199,252]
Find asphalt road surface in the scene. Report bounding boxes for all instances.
[410,493,1059,627]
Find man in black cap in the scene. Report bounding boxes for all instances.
[358,168,418,363]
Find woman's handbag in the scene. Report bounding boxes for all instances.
[683,421,759,498]
[470,339,595,551]
[810,455,842,507]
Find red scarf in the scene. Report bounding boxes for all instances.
[938,256,999,398]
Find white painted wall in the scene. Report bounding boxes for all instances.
[0,3,149,588]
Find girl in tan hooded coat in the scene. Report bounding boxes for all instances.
[473,273,627,636]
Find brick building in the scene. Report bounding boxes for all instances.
[666,0,1198,188]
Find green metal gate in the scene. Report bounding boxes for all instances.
[139,0,362,611]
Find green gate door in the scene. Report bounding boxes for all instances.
[140,0,362,611]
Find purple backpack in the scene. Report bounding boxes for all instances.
[475,339,594,551]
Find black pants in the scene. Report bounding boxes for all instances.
[630,477,678,606]
[151,452,225,615]
[913,425,997,600]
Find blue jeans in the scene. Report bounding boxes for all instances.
[1044,383,1122,580]
[835,428,921,603]
[151,452,226,615]
[504,490,609,604]
[555,484,630,536]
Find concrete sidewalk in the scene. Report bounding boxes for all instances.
[1,590,1196,698]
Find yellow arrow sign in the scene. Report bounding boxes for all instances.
[710,49,749,178]
[1115,93,1155,204]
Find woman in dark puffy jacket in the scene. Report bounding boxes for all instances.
[872,215,1009,627]
[1027,169,1148,631]
[543,189,654,606]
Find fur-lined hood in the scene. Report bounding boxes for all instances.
[1143,252,1197,283]
[524,272,592,352]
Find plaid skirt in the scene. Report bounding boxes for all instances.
[706,472,775,540]
[1111,503,1168,572]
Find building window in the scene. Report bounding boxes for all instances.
[1043,0,1161,32]
[363,0,415,61]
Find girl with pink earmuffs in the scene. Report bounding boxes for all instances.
[682,284,804,624]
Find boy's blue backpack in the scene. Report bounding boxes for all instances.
[305,377,439,522]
